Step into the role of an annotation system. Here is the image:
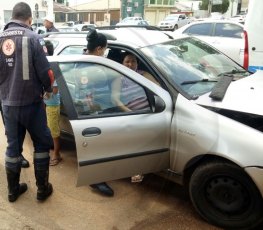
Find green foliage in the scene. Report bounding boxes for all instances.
[199,0,209,10]
[199,0,230,14]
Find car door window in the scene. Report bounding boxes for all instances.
[59,62,151,117]
[214,23,243,38]
[183,23,212,36]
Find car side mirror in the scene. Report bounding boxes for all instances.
[153,95,165,113]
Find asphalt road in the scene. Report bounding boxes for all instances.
[0,118,221,230]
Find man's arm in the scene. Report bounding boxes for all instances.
[33,37,54,92]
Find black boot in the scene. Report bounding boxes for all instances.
[21,155,30,168]
[34,164,53,201]
[37,181,53,201]
[90,182,114,197]
[6,168,28,202]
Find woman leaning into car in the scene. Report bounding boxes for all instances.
[83,29,114,197]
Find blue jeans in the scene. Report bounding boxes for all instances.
[2,102,52,170]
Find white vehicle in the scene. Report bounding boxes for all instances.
[73,24,97,31]
[116,17,149,26]
[241,0,263,72]
[157,14,191,31]
[116,20,149,26]
[172,19,244,65]
[229,14,246,24]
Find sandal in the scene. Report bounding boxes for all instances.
[131,174,144,183]
[49,157,62,166]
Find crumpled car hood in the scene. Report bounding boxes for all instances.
[195,70,263,116]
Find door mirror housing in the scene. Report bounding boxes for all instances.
[153,95,165,113]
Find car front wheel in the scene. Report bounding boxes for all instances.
[189,161,263,229]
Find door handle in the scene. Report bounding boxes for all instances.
[82,127,101,137]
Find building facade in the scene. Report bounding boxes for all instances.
[64,0,177,26]
[0,0,53,28]
[0,0,250,29]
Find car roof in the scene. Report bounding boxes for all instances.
[98,27,173,47]
[188,19,244,26]
[175,19,244,34]
[43,27,175,49]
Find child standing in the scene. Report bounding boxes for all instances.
[44,81,62,166]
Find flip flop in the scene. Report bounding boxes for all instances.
[49,157,62,166]
[131,174,144,183]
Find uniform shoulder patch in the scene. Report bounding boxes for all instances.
[39,38,46,46]
[2,39,15,56]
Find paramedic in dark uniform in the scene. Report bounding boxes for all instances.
[0,2,54,202]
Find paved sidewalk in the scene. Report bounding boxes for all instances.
[0,118,220,230]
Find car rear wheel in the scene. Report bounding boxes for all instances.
[189,161,263,229]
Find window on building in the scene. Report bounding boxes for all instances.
[68,13,77,22]
[79,12,89,22]
[148,0,175,5]
[4,10,12,24]
[55,12,66,23]
[96,13,104,22]
[170,0,176,5]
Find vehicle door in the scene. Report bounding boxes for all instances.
[51,58,173,186]
[211,22,243,64]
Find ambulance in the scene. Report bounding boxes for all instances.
[242,0,263,72]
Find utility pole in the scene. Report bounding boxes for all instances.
[231,0,235,17]
[35,3,39,25]
[208,0,212,17]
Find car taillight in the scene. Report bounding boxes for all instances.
[243,30,249,69]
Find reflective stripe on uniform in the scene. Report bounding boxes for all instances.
[5,156,21,163]
[34,152,50,159]
[22,37,29,80]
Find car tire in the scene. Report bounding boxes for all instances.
[189,161,263,229]
[173,25,178,31]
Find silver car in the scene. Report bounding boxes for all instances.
[47,29,263,229]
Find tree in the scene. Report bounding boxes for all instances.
[199,0,230,14]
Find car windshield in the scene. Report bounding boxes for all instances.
[140,37,249,97]
[165,15,178,20]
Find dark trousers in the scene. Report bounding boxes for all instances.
[2,102,52,170]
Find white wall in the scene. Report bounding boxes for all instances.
[224,0,239,18]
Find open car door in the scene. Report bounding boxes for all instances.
[50,57,173,186]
